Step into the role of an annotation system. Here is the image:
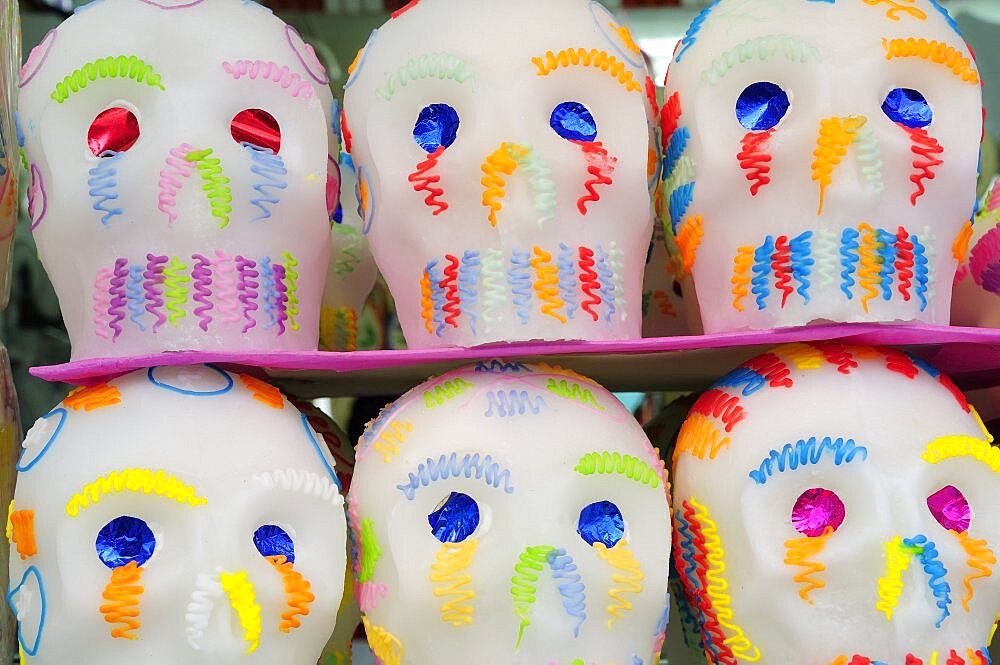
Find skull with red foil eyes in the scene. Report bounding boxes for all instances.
[348,361,672,665]
[672,344,1000,664]
[7,365,347,665]
[661,0,983,334]
[17,0,337,361]
[343,0,659,348]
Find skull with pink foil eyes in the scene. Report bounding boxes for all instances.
[952,178,1000,328]
[17,0,337,361]
[343,0,659,348]
[7,365,347,665]
[661,0,983,334]
[672,344,1000,664]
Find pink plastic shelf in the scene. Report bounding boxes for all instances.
[29,323,1000,397]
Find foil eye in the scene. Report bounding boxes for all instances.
[88,107,140,157]
[882,87,933,129]
[96,515,156,569]
[253,524,295,563]
[791,487,845,537]
[735,81,790,131]
[927,484,971,533]
[577,499,624,548]
[550,101,598,142]
[231,108,282,153]
[413,103,460,153]
[428,491,479,543]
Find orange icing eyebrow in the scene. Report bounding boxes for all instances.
[882,37,979,85]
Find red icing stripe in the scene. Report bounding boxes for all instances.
[690,389,746,433]
[742,352,793,389]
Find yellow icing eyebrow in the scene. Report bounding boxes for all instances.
[531,48,642,93]
[882,37,979,84]
[65,468,208,517]
[921,435,1000,475]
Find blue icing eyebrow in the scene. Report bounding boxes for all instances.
[749,436,868,485]
[396,452,515,500]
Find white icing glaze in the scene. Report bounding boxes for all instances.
[343,0,657,348]
[348,362,671,665]
[662,0,982,333]
[672,344,1000,663]
[8,365,346,664]
[18,0,335,360]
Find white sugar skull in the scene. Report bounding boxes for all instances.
[343,0,659,348]
[17,0,338,360]
[672,344,1000,663]
[952,178,1000,328]
[661,0,983,333]
[348,362,671,665]
[320,146,378,352]
[7,365,346,664]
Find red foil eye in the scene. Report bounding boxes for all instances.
[88,107,140,157]
[231,109,281,154]
[927,485,971,533]
[791,487,845,537]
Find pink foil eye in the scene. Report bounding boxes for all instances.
[88,107,140,157]
[791,487,845,537]
[231,108,281,154]
[927,485,971,533]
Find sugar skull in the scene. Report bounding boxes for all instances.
[672,344,1000,663]
[343,0,659,348]
[661,1,983,333]
[348,362,671,664]
[320,146,378,352]
[17,0,338,360]
[952,178,1000,328]
[7,365,347,664]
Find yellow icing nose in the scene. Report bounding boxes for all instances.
[811,115,868,215]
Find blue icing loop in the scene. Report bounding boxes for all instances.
[551,101,598,143]
[578,500,624,548]
[6,566,46,656]
[413,103,460,153]
[147,364,234,397]
[96,516,156,569]
[428,492,479,543]
[300,412,340,488]
[254,524,295,563]
[17,408,67,472]
[882,88,933,128]
[736,82,790,131]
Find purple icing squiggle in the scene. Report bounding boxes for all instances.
[191,253,214,332]
[235,256,259,334]
[143,254,169,332]
[273,264,288,336]
[107,258,129,341]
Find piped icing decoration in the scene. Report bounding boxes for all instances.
[748,437,867,485]
[378,52,475,101]
[100,561,144,640]
[64,383,121,411]
[531,48,641,93]
[9,509,38,560]
[363,616,403,665]
[220,571,262,654]
[221,59,316,99]
[65,469,207,517]
[882,37,979,84]
[50,55,165,103]
[952,530,996,612]
[592,539,644,628]
[784,525,834,603]
[428,538,477,626]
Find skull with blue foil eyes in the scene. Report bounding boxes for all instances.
[343,0,660,349]
[672,344,1000,664]
[7,365,346,665]
[660,0,983,334]
[347,361,672,665]
[17,0,336,361]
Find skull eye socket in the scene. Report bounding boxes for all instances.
[577,499,624,548]
[735,81,790,131]
[550,101,598,142]
[881,87,933,129]
[231,108,281,154]
[428,491,479,543]
[87,107,140,157]
[791,487,845,537]
[413,103,460,153]
[253,524,295,563]
[927,484,971,533]
[96,515,156,569]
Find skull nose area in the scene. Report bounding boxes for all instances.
[811,114,871,216]
[184,568,263,656]
[874,533,954,630]
[510,544,589,649]
[480,141,536,229]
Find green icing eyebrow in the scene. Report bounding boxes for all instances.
[50,55,166,103]
[700,34,820,85]
[574,451,662,489]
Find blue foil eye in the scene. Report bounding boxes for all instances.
[428,492,479,543]
[550,101,598,142]
[882,88,933,128]
[253,524,295,563]
[413,103,460,153]
[736,82,791,131]
[578,500,624,549]
[96,516,156,569]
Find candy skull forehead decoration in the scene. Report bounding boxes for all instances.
[343,0,658,348]
[672,344,1000,664]
[8,365,347,664]
[348,362,671,665]
[661,0,983,333]
[18,0,336,360]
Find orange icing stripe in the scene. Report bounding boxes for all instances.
[64,383,122,411]
[267,555,315,633]
[238,374,284,409]
[953,530,996,612]
[100,561,143,639]
[784,525,834,603]
[10,510,37,560]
